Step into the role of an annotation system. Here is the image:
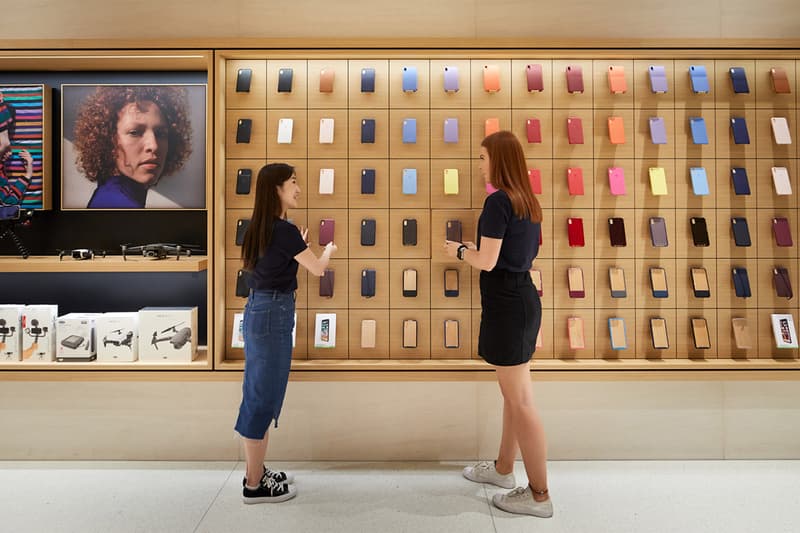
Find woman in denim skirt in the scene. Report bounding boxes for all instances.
[236,163,337,504]
[444,131,552,518]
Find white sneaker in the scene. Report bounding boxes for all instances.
[462,461,515,489]
[492,485,553,518]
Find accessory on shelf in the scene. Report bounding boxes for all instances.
[121,243,205,261]
[58,249,106,261]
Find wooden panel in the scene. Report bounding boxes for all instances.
[430,160,472,209]
[388,309,430,359]
[632,59,676,110]
[347,259,390,309]
[348,209,390,259]
[429,60,471,109]
[634,308,678,360]
[307,60,349,109]
[225,59,267,109]
[511,108,554,160]
[388,209,431,259]
[674,108,717,159]
[530,259,554,309]
[430,262,472,309]
[714,59,756,109]
[0,256,207,273]
[265,109,308,159]
[225,110,267,159]
[592,60,634,109]
[552,259,595,309]
[634,210,677,260]
[674,159,716,210]
[307,109,349,159]
[595,208,635,259]
[389,259,431,309]
[307,309,349,359]
[389,109,430,158]
[347,310,390,359]
[430,209,476,263]
[348,109,390,158]
[593,109,635,159]
[534,308,555,360]
[633,108,676,159]
[510,59,553,109]
[553,309,595,360]
[674,59,716,109]
[430,309,472,359]
[388,59,430,109]
[675,312,718,359]
[552,59,594,110]
[307,208,350,257]
[552,159,594,211]
[714,108,757,159]
[595,308,637,360]
[716,258,759,309]
[430,109,472,159]
[348,59,390,109]
[537,208,554,260]
[470,59,511,109]
[717,308,759,360]
[266,60,308,109]
[225,308,308,361]
[674,208,718,260]
[593,159,636,209]
[552,109,594,159]
[347,159,390,209]
[306,160,349,209]
[594,258,636,309]
[388,159,431,209]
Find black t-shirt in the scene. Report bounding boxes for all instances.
[477,189,540,272]
[249,218,308,292]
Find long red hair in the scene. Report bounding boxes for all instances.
[481,131,542,223]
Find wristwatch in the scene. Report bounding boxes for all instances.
[456,244,467,261]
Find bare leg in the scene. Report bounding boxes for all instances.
[495,395,518,475]
[496,362,549,501]
[243,431,270,486]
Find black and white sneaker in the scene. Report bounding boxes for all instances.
[242,466,295,487]
[242,476,297,504]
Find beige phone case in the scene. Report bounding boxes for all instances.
[731,318,752,349]
[360,319,377,349]
[403,320,418,348]
[567,317,585,349]
[444,320,459,348]
[691,318,711,349]
[650,318,669,349]
[609,318,627,350]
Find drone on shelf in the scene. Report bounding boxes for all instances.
[58,249,106,261]
[151,322,192,350]
[103,328,134,349]
[121,243,204,261]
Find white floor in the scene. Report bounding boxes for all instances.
[0,461,798,533]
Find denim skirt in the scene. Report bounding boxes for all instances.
[234,289,295,440]
[478,269,541,366]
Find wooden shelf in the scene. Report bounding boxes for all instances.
[0,256,208,273]
[0,347,210,370]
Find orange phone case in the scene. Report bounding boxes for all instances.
[607,65,628,94]
[483,65,501,92]
[485,117,500,137]
[319,68,335,93]
[607,116,625,144]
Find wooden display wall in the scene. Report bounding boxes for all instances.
[219,51,800,371]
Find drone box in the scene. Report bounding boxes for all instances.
[138,307,198,362]
[0,304,23,361]
[56,313,100,362]
[21,305,58,362]
[96,313,139,362]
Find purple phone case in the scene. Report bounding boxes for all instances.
[443,118,459,143]
[319,218,335,245]
[443,66,459,92]
[649,117,667,144]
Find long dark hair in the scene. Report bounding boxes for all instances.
[241,163,295,270]
[481,131,542,223]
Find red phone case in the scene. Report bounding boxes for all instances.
[528,168,542,194]
[567,117,584,144]
[567,167,584,195]
[566,65,584,93]
[526,118,542,143]
[773,217,793,247]
[526,64,544,92]
[567,217,585,247]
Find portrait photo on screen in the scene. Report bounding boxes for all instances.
[0,84,50,210]
[61,84,206,209]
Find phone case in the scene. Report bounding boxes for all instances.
[319,67,335,93]
[731,217,751,247]
[609,267,627,298]
[403,320,418,348]
[530,268,543,297]
[485,117,500,137]
[774,268,793,299]
[649,117,667,144]
[444,269,459,297]
[691,267,711,298]
[402,168,417,195]
[443,65,459,92]
[526,118,542,143]
[566,64,584,93]
[277,68,293,93]
[731,318,752,349]
[277,118,293,144]
[235,269,251,298]
[361,118,376,143]
[607,116,625,144]
[731,167,751,195]
[360,319,376,348]
[319,218,335,246]
[567,317,585,349]
[650,318,669,349]
[608,318,627,350]
[607,65,627,94]
[608,167,626,195]
[444,320,460,348]
[567,167,584,196]
[235,218,250,246]
[689,117,709,144]
[402,218,417,246]
[446,220,462,242]
[690,217,710,247]
[730,117,750,144]
[772,167,792,195]
[566,117,584,144]
[771,314,798,348]
[648,167,668,195]
[444,169,459,195]
[402,66,418,92]
[483,65,501,92]
[729,67,750,94]
[608,217,627,247]
[402,269,418,297]
[361,168,376,194]
[443,118,459,143]
[770,67,791,94]
[528,169,542,194]
[689,65,710,94]
[650,267,669,298]
[318,168,334,195]
[567,217,585,247]
[649,65,668,93]
[402,118,417,144]
[773,217,793,247]
[361,68,376,93]
[319,118,334,144]
[649,217,668,247]
[235,118,252,144]
[690,167,710,196]
[361,269,376,297]
[526,64,544,92]
[691,318,711,349]
[732,268,752,298]
[235,168,252,195]
[771,117,792,145]
[319,269,335,297]
[567,266,585,298]
[360,219,376,246]
[236,68,252,93]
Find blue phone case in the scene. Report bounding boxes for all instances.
[690,167,710,196]
[732,268,752,298]
[649,117,667,144]
[731,117,750,144]
[689,117,709,144]
[443,66,459,92]
[731,217,751,247]
[729,67,750,94]
[402,168,417,194]
[731,167,751,195]
[361,68,376,93]
[689,65,709,94]
[361,168,376,194]
[402,66,418,92]
[443,118,458,143]
[402,118,417,144]
[361,119,376,143]
[649,65,668,93]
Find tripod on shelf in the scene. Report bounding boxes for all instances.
[0,205,32,259]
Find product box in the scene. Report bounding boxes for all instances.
[771,313,799,349]
[56,313,100,362]
[0,304,23,361]
[21,304,58,362]
[138,307,198,362]
[96,312,139,362]
[314,312,336,348]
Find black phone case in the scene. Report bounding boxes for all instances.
[691,268,711,298]
[732,268,751,298]
[361,68,376,92]
[235,168,252,195]
[446,220,462,242]
[320,269,335,297]
[444,269,459,297]
[360,219,376,246]
[277,68,293,93]
[236,68,252,93]
[361,269,376,297]
[402,219,417,246]
[403,269,418,297]
[235,270,251,298]
[361,119,376,143]
[361,168,376,194]
[236,119,252,144]
[731,217,751,247]
[608,217,626,247]
[690,217,710,247]
[235,219,250,246]
[731,167,751,195]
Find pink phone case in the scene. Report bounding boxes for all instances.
[608,167,626,195]
[528,168,542,194]
[567,167,584,195]
[567,117,584,144]
[526,118,542,143]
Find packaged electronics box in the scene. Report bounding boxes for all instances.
[56,313,101,362]
[138,307,198,362]
[0,304,23,361]
[96,312,139,362]
[21,305,58,362]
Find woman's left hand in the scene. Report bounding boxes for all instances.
[443,240,462,259]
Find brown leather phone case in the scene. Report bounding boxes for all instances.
[319,269,335,297]
[444,320,459,348]
[446,220,462,242]
[650,318,669,349]
[608,217,626,247]
[319,67,335,93]
[403,269,418,297]
[731,318,752,349]
[774,267,793,299]
[360,319,377,348]
[691,318,711,349]
[770,67,791,94]
[403,320,418,348]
